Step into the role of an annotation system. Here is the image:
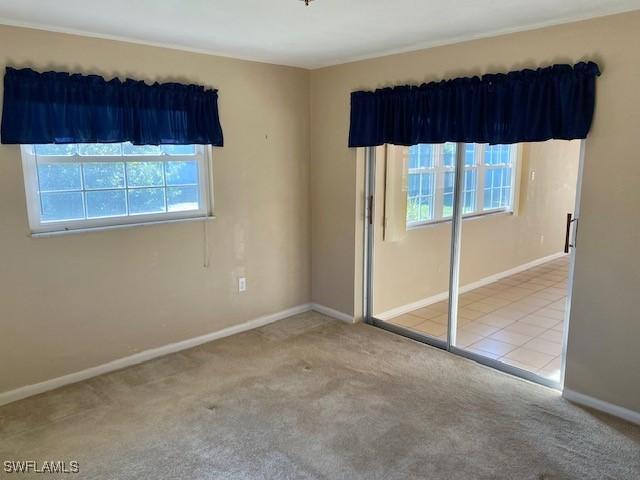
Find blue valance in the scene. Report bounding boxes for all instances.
[1,67,224,146]
[348,62,600,147]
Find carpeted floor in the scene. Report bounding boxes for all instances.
[1,312,639,479]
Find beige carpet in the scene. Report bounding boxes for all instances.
[1,312,638,479]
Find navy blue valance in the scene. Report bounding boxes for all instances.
[349,62,600,147]
[1,67,224,146]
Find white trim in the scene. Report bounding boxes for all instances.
[21,144,212,235]
[0,303,312,407]
[376,252,566,320]
[407,209,514,231]
[511,144,524,215]
[559,139,585,388]
[377,292,451,322]
[311,303,355,324]
[563,389,640,426]
[30,215,216,238]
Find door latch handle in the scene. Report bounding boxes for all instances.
[564,213,578,253]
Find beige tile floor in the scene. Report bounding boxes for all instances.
[386,256,569,381]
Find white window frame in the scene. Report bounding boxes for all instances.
[406,144,438,223]
[407,143,520,229]
[21,144,214,235]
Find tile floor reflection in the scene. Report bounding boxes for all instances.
[387,256,569,381]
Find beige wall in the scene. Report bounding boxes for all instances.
[1,12,639,414]
[0,26,311,393]
[372,140,580,315]
[310,12,640,412]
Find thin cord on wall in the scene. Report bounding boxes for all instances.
[203,144,214,269]
[203,220,210,268]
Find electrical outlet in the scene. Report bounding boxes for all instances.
[238,277,247,292]
[530,170,536,181]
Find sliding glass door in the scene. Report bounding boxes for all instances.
[369,144,454,347]
[366,140,581,387]
[454,141,580,384]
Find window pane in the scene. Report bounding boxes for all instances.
[408,147,419,169]
[486,145,497,165]
[483,170,494,209]
[40,192,84,221]
[407,197,421,223]
[442,195,453,217]
[418,196,432,221]
[418,144,434,168]
[484,145,513,166]
[165,161,198,185]
[122,143,162,156]
[126,162,164,187]
[491,169,500,188]
[484,145,492,165]
[464,144,475,166]
[78,143,122,156]
[420,172,433,196]
[128,188,166,215]
[443,143,456,167]
[167,186,199,212]
[408,174,421,197]
[464,191,475,213]
[86,190,127,218]
[483,167,512,210]
[35,144,76,156]
[487,145,497,165]
[407,196,432,223]
[503,168,512,185]
[408,144,435,169]
[500,145,512,165]
[162,145,196,156]
[83,162,125,190]
[37,163,82,191]
[464,169,476,190]
[494,167,510,188]
[463,169,477,213]
[501,186,512,207]
[483,194,492,210]
[442,171,455,217]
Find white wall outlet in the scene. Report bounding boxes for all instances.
[238,277,247,292]
[530,170,536,181]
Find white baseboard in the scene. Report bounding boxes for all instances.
[563,388,640,425]
[0,303,313,407]
[376,292,449,321]
[376,252,566,321]
[311,303,355,323]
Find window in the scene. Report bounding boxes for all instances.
[406,143,518,227]
[21,143,212,234]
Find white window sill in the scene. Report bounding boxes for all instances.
[407,209,513,231]
[30,215,216,238]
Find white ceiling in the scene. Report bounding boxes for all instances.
[0,0,638,69]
